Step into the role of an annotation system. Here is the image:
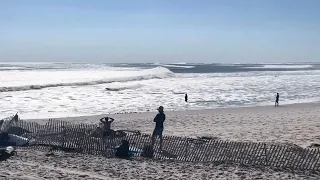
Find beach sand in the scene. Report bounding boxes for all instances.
[1,149,318,180]
[30,102,320,148]
[2,102,320,179]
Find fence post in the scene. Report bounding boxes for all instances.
[61,125,66,149]
[264,143,268,166]
[185,139,189,161]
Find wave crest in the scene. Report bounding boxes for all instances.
[0,67,174,92]
[105,84,143,91]
[247,65,314,69]
[161,64,195,69]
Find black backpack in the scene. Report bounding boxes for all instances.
[115,140,130,158]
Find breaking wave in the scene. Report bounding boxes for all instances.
[161,64,195,69]
[0,67,174,92]
[172,91,186,94]
[246,64,314,69]
[105,84,143,91]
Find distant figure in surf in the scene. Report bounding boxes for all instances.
[151,106,166,151]
[100,117,115,137]
[275,93,279,107]
[185,94,188,102]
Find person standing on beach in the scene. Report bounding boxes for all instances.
[185,94,188,102]
[275,93,279,107]
[151,106,166,151]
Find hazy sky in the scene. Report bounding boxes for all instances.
[1,0,320,63]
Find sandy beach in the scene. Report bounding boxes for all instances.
[2,102,320,179]
[1,149,319,180]
[30,102,320,148]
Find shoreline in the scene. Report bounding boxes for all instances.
[25,101,320,121]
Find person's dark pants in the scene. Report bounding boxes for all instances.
[152,128,163,137]
[152,128,164,150]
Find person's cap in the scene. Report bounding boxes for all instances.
[157,106,164,111]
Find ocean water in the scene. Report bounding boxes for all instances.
[1,62,320,119]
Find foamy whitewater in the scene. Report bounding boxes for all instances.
[0,62,320,119]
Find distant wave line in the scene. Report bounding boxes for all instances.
[244,65,314,69]
[0,67,174,92]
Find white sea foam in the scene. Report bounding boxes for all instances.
[0,63,320,119]
[161,64,195,69]
[171,62,187,65]
[105,83,143,91]
[0,67,27,70]
[0,67,174,92]
[172,91,186,94]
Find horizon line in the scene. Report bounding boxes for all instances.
[0,61,319,65]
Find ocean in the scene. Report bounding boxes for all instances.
[1,62,320,119]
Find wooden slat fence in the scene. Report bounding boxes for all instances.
[2,116,320,172]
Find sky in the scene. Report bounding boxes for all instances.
[1,0,320,63]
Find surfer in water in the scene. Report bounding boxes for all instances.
[185,94,188,102]
[275,93,279,107]
[100,117,115,137]
[151,106,166,151]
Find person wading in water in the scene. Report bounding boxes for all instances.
[275,93,279,107]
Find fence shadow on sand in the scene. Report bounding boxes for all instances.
[3,116,320,173]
